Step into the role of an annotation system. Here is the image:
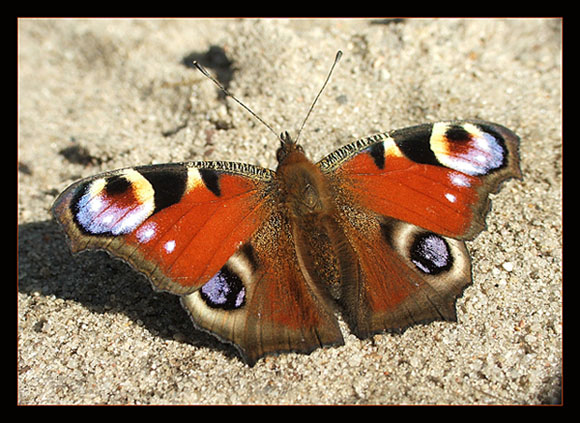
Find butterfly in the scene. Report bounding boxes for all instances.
[52,52,521,366]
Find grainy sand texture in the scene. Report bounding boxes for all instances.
[18,18,562,404]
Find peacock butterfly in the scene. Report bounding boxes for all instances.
[52,52,521,366]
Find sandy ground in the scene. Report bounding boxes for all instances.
[18,18,562,404]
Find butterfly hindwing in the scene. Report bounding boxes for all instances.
[332,207,472,337]
[319,120,521,337]
[181,206,344,366]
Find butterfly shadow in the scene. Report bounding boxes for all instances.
[181,45,233,94]
[18,219,240,361]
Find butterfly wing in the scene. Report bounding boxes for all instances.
[53,161,342,365]
[319,120,521,337]
[320,120,521,240]
[53,162,274,295]
[181,206,343,366]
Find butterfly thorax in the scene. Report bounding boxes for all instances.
[276,143,332,221]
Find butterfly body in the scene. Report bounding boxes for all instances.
[53,118,520,366]
[276,133,333,221]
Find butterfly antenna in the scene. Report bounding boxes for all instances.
[193,61,282,142]
[295,50,343,144]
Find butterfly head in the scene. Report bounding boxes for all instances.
[276,131,305,164]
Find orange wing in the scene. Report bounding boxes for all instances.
[320,120,521,240]
[52,162,274,295]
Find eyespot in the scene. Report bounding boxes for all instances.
[430,122,507,176]
[200,266,246,310]
[410,233,453,275]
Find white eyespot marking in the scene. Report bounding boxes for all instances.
[449,172,471,188]
[88,192,106,213]
[200,268,246,310]
[111,205,153,235]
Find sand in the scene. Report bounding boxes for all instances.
[18,18,562,404]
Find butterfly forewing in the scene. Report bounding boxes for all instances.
[319,120,521,240]
[52,162,275,295]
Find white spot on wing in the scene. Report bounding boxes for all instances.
[164,240,176,254]
[186,167,204,192]
[383,138,403,157]
[450,173,471,187]
[136,222,157,243]
[74,174,156,235]
[89,195,105,213]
